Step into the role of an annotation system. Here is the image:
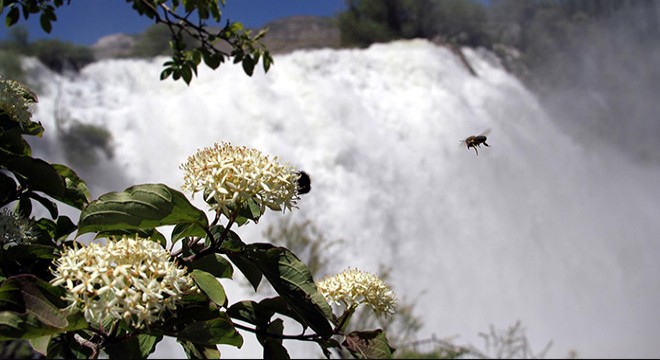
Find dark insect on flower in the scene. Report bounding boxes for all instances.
[296,171,311,195]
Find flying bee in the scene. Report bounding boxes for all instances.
[296,171,311,195]
[460,129,491,156]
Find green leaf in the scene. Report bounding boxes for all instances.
[29,335,51,356]
[0,311,23,331]
[54,215,76,241]
[39,13,52,33]
[51,164,91,210]
[9,275,68,328]
[0,128,31,156]
[242,55,255,76]
[178,340,221,359]
[238,244,334,338]
[232,49,244,64]
[5,244,58,261]
[177,314,243,347]
[261,318,289,359]
[0,281,24,311]
[77,183,207,235]
[0,280,84,340]
[191,270,227,307]
[0,172,16,204]
[219,231,263,290]
[226,301,262,326]
[226,254,262,291]
[181,65,193,84]
[105,334,162,360]
[188,254,233,279]
[227,298,296,329]
[33,218,56,240]
[6,6,19,27]
[342,329,395,359]
[17,195,31,218]
[171,222,207,246]
[263,53,273,72]
[258,297,308,328]
[234,197,262,225]
[160,68,173,80]
[6,156,65,198]
[27,191,58,219]
[167,295,220,326]
[202,51,222,69]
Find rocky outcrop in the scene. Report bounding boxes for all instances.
[257,15,341,54]
[92,33,138,60]
[91,16,340,60]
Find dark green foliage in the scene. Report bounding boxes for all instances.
[0,25,92,76]
[103,334,162,359]
[131,23,198,58]
[0,0,65,34]
[337,0,409,47]
[343,329,395,359]
[425,0,490,46]
[338,0,491,48]
[0,50,25,81]
[28,40,94,73]
[230,242,335,338]
[0,0,273,83]
[77,183,208,235]
[0,339,45,359]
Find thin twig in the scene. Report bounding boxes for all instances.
[232,322,323,341]
[73,334,99,360]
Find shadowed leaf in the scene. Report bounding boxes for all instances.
[179,340,221,359]
[343,329,395,359]
[177,314,243,347]
[237,243,334,338]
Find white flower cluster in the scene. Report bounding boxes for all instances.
[180,142,299,215]
[317,267,398,316]
[0,208,36,247]
[0,79,36,127]
[50,236,196,329]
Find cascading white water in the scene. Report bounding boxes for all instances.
[26,39,660,358]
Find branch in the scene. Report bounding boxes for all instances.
[232,322,324,342]
[138,0,234,57]
[73,334,100,360]
[180,208,240,263]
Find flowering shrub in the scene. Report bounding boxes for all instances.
[50,236,197,329]
[180,142,300,217]
[0,78,397,359]
[0,79,35,127]
[318,267,397,316]
[0,209,36,246]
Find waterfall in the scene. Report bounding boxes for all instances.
[26,39,660,358]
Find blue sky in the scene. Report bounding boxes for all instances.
[0,0,347,45]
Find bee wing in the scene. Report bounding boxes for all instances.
[479,128,492,137]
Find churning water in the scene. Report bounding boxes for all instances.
[26,39,660,358]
